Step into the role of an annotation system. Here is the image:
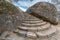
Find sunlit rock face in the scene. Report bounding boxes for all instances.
[0,0,23,34]
[27,2,58,25]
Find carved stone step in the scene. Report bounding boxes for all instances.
[23,14,42,21]
[36,25,57,37]
[23,19,42,21]
[26,32,37,38]
[18,26,37,31]
[14,30,37,38]
[21,22,47,27]
[24,18,41,21]
[18,23,50,31]
[14,29,27,37]
[17,25,56,38]
[22,20,43,24]
[37,23,51,31]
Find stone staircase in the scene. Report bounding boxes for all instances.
[0,12,58,40]
[14,13,57,40]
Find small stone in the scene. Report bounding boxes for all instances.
[26,32,37,38]
[16,30,27,37]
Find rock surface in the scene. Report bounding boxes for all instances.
[0,12,60,40]
[27,2,58,25]
[0,1,60,40]
[0,0,23,34]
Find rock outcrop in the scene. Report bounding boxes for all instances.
[0,0,23,34]
[1,2,60,40]
[27,2,58,25]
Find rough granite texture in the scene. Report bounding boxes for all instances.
[27,2,58,25]
[0,2,60,40]
[0,1,23,34]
